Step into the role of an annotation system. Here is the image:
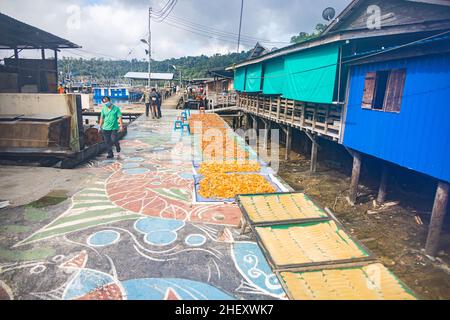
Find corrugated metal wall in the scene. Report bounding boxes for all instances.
[343,52,450,182]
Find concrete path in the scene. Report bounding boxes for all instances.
[0,106,286,300]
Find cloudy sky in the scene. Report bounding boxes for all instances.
[1,0,349,61]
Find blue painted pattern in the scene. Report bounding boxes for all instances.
[122,278,234,300]
[232,242,285,298]
[87,230,120,247]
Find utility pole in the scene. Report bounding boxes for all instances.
[148,7,152,89]
[237,0,244,53]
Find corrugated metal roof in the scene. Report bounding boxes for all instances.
[0,12,80,49]
[123,72,174,80]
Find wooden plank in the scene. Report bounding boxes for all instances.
[291,101,295,125]
[276,97,281,121]
[284,98,288,121]
[384,69,406,113]
[362,72,377,109]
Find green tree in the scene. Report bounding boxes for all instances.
[59,51,250,83]
[290,23,328,44]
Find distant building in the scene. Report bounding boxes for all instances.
[123,72,174,82]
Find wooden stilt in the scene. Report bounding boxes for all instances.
[425,182,449,256]
[285,126,292,161]
[311,140,318,173]
[245,113,251,130]
[377,165,389,205]
[262,119,271,149]
[348,151,362,205]
[302,133,309,155]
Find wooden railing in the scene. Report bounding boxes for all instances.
[208,93,237,110]
[237,94,342,141]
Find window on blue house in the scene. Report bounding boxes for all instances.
[361,69,406,113]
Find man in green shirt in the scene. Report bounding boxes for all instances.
[99,96,124,159]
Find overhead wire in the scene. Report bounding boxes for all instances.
[163,20,258,46]
[162,19,258,45]
[162,15,289,45]
[153,0,178,22]
[152,0,175,16]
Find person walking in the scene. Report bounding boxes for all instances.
[140,88,152,118]
[99,96,124,159]
[149,88,161,119]
[156,89,163,119]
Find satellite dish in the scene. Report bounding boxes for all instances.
[322,7,336,21]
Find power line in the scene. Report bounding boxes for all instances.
[163,20,258,46]
[161,18,258,46]
[153,0,178,22]
[153,0,175,16]
[73,48,122,60]
[164,15,289,45]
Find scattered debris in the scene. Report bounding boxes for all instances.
[415,215,423,225]
[367,201,401,215]
[0,201,10,209]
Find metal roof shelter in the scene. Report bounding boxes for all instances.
[207,68,234,80]
[0,12,80,93]
[0,12,80,50]
[124,72,174,81]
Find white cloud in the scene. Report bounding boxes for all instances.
[0,0,349,60]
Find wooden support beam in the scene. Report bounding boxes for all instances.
[256,95,260,115]
[276,96,281,121]
[311,140,318,173]
[377,165,389,205]
[285,126,292,161]
[300,102,306,128]
[425,182,449,256]
[348,151,362,205]
[284,98,288,121]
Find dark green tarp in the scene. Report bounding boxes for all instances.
[234,67,246,91]
[283,44,339,104]
[245,64,262,92]
[263,58,285,95]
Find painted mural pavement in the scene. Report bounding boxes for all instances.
[0,111,287,300]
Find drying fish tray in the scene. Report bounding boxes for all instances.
[237,192,330,227]
[255,220,376,271]
[276,263,417,300]
[193,173,284,203]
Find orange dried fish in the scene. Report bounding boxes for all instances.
[199,173,276,199]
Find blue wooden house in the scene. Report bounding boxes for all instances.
[343,42,450,183]
[330,1,450,256]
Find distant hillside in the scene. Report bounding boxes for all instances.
[59,51,249,83]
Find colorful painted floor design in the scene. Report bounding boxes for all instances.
[0,110,287,300]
